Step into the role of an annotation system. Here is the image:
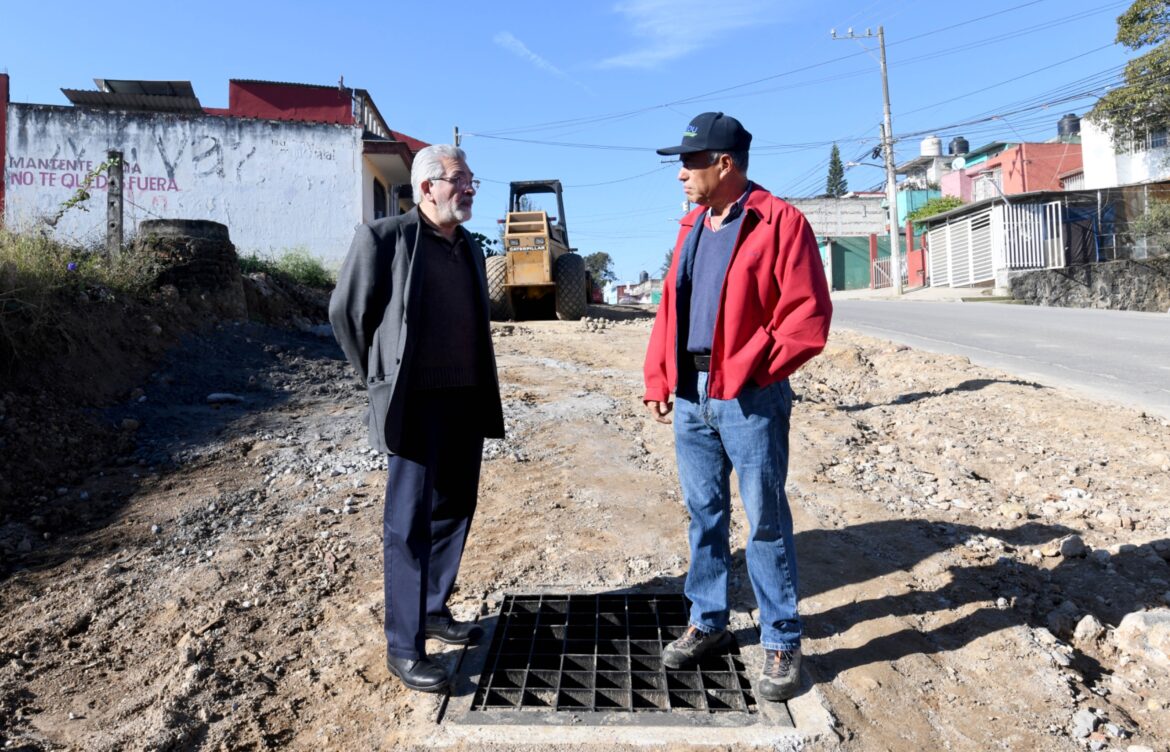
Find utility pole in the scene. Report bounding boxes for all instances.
[453,126,461,147]
[831,25,902,294]
[106,150,123,259]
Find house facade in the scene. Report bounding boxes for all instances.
[1,75,425,262]
[1080,116,1170,189]
[965,142,1083,200]
[789,194,889,291]
[938,139,1082,201]
[920,186,1138,289]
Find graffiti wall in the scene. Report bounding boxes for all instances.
[4,105,362,259]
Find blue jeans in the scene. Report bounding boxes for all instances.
[673,371,800,651]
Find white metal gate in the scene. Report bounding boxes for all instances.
[870,257,908,289]
[1003,201,1064,269]
[927,207,995,287]
[927,201,1063,287]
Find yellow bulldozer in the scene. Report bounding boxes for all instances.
[486,180,587,321]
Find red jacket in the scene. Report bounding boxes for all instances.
[643,184,832,402]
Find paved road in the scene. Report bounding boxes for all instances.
[831,300,1170,421]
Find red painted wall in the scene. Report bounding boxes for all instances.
[978,142,1082,195]
[0,73,8,221]
[904,221,927,288]
[224,80,353,125]
[1018,142,1082,193]
[868,234,878,288]
[905,249,926,288]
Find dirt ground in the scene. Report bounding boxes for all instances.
[2,304,1170,751]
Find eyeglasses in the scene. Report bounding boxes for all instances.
[679,152,720,170]
[430,175,481,191]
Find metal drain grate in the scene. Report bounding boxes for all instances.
[470,593,757,713]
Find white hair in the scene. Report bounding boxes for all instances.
[411,144,467,203]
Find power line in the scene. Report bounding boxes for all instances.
[761,50,1125,171]
[666,2,1124,112]
[469,23,1122,157]
[479,165,673,190]
[899,43,1116,118]
[575,203,680,220]
[469,0,1073,140]
[565,165,672,188]
[471,133,650,151]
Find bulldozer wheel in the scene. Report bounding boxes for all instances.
[486,255,514,321]
[554,252,587,321]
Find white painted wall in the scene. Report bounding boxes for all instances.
[788,196,886,237]
[360,159,385,224]
[1082,118,1120,189]
[4,104,363,262]
[1081,117,1170,189]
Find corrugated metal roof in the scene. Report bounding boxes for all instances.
[231,78,345,91]
[95,79,196,97]
[60,90,205,113]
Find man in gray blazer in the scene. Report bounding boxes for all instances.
[330,144,504,693]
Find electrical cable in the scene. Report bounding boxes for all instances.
[469,0,1076,139]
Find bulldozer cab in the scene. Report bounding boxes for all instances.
[508,180,570,250]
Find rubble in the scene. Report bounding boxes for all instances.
[1115,609,1170,672]
[1,317,1169,750]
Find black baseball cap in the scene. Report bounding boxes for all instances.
[656,112,753,155]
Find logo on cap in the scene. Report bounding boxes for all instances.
[683,125,699,138]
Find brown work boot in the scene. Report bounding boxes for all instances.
[758,648,802,701]
[662,626,731,669]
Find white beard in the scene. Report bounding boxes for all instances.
[439,201,472,225]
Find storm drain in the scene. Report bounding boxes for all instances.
[469,593,758,714]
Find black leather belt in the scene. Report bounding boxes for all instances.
[693,354,711,372]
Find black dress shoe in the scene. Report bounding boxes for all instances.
[425,618,483,645]
[385,654,448,692]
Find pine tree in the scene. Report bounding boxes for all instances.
[826,144,848,198]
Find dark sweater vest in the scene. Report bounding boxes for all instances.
[408,222,484,390]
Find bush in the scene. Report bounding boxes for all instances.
[239,248,334,288]
[0,229,160,309]
[1129,198,1170,256]
[909,196,965,225]
[0,229,162,366]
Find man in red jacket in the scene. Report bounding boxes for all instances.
[644,112,832,702]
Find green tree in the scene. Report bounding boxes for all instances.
[583,251,616,283]
[825,144,848,198]
[469,231,501,257]
[1088,0,1170,145]
[908,196,965,225]
[1129,197,1170,254]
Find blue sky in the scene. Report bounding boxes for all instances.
[2,0,1132,281]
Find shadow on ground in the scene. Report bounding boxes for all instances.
[838,378,1047,412]
[0,322,349,582]
[452,518,1169,704]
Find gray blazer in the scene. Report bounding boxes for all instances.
[329,208,505,454]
